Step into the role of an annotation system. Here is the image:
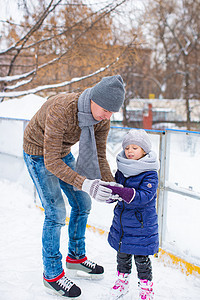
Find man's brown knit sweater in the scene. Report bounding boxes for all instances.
[23,92,114,190]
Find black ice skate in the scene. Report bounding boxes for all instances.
[66,256,104,279]
[43,270,81,298]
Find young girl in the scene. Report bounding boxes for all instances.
[107,129,159,300]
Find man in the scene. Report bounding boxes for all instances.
[23,75,125,298]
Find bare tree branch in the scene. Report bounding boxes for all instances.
[0,0,128,86]
[0,52,123,98]
[1,0,61,56]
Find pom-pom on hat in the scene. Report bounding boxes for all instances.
[90,75,125,112]
[122,129,152,153]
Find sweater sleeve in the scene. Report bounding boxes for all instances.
[95,120,115,182]
[43,103,86,190]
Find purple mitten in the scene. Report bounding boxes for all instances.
[105,185,135,204]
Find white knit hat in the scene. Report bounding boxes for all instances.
[122,129,152,153]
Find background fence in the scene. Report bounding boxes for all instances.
[0,116,200,273]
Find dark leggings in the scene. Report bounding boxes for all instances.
[117,251,152,281]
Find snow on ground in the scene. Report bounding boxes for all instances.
[0,180,200,300]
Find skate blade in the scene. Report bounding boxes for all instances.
[67,268,104,280]
[109,289,129,300]
[44,287,81,299]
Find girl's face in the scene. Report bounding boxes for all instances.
[124,144,146,160]
[91,100,113,121]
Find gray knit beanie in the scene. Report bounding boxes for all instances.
[122,129,152,153]
[90,75,125,112]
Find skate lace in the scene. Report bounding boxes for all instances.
[57,276,74,291]
[82,259,96,269]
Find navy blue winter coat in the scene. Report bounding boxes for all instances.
[108,169,159,255]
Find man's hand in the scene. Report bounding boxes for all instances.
[101,181,124,188]
[82,179,113,202]
[106,193,123,204]
[92,181,123,203]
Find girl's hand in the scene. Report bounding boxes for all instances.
[104,185,136,204]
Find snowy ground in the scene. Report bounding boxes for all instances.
[1,180,200,300]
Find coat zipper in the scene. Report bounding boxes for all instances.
[118,201,125,252]
[118,177,127,252]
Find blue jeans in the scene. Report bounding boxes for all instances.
[23,151,91,279]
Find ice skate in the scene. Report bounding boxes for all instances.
[110,271,129,299]
[43,271,81,298]
[66,256,104,279]
[139,279,154,300]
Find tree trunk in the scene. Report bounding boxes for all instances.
[184,55,191,131]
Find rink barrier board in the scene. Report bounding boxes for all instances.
[36,204,200,278]
[158,249,200,277]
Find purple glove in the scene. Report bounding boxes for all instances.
[105,185,136,204]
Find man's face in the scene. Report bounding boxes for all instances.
[91,100,113,121]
